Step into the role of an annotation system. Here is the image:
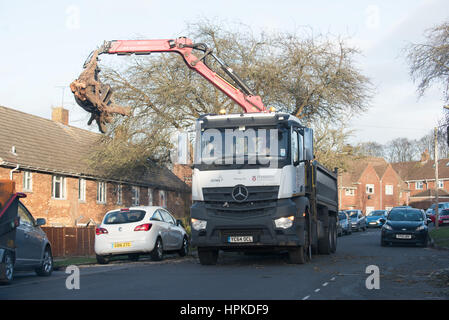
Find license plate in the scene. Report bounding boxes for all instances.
[228,236,253,243]
[113,242,132,248]
[443,220,449,224]
[396,234,412,239]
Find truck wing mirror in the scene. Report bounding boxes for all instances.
[303,128,314,161]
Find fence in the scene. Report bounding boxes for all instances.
[41,227,95,257]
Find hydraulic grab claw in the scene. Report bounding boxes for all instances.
[70,49,130,133]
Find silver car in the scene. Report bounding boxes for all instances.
[12,201,53,278]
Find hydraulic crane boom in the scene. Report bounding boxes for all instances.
[71,37,267,132]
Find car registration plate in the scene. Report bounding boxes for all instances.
[113,242,132,248]
[396,234,412,239]
[228,236,253,243]
[443,220,449,224]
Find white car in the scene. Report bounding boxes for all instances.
[94,206,189,264]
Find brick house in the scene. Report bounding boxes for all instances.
[0,105,191,226]
[391,150,449,209]
[339,157,408,213]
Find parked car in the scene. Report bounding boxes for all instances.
[366,210,387,228]
[428,202,449,223]
[95,206,189,264]
[12,201,53,279]
[338,211,352,235]
[435,208,449,226]
[380,207,431,247]
[347,210,366,232]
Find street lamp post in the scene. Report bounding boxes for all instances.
[434,127,439,230]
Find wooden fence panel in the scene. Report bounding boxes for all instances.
[41,227,95,257]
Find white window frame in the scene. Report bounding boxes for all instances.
[438,180,444,189]
[385,184,393,195]
[23,171,32,192]
[132,186,140,206]
[366,184,374,194]
[345,188,355,196]
[159,190,167,208]
[116,184,123,205]
[97,181,107,204]
[148,188,153,206]
[52,175,66,200]
[415,181,423,190]
[78,178,86,202]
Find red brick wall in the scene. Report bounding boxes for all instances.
[0,167,190,226]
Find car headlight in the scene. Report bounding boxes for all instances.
[191,218,207,231]
[383,224,393,231]
[274,216,294,229]
[416,225,426,231]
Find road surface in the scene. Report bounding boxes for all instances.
[1,228,448,300]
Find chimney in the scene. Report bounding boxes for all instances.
[52,107,69,125]
[420,149,430,164]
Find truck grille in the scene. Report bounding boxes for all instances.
[202,186,279,216]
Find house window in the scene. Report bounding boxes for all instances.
[97,182,107,204]
[116,184,122,205]
[438,180,444,189]
[385,184,393,195]
[148,188,153,206]
[78,178,86,201]
[415,181,423,190]
[366,184,374,194]
[23,171,32,192]
[159,190,167,208]
[345,188,355,196]
[52,175,66,199]
[132,186,140,206]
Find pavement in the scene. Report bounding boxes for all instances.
[1,228,448,300]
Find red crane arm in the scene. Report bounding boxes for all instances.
[101,37,267,113]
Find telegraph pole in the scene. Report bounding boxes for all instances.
[434,127,439,229]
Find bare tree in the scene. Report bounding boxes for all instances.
[355,141,385,158]
[384,137,418,163]
[405,21,449,102]
[87,20,372,172]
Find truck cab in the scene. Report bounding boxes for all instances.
[189,112,338,265]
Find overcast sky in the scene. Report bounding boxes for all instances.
[0,0,448,145]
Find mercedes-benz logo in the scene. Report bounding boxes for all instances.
[232,185,249,202]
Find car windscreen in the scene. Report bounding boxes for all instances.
[388,209,423,222]
[347,211,358,217]
[103,210,146,224]
[369,211,385,216]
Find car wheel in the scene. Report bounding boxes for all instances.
[96,254,110,264]
[128,253,140,261]
[178,236,189,257]
[35,246,53,277]
[0,251,14,285]
[151,237,164,261]
[198,248,219,265]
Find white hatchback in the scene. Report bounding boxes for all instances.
[94,206,189,264]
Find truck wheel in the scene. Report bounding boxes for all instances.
[0,251,14,285]
[330,216,337,253]
[288,246,306,264]
[198,248,218,265]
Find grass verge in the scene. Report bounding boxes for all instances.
[430,226,449,249]
[53,256,97,269]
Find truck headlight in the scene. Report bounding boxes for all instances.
[274,216,294,229]
[191,218,207,231]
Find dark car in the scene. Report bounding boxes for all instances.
[347,210,366,232]
[12,201,53,280]
[366,210,387,228]
[338,211,352,236]
[380,208,431,247]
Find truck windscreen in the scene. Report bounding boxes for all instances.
[195,126,289,170]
